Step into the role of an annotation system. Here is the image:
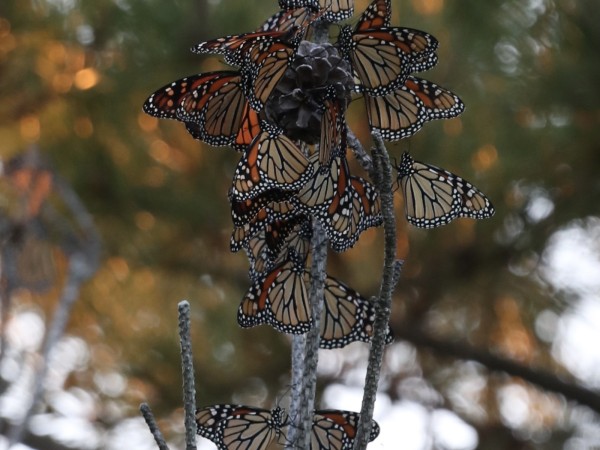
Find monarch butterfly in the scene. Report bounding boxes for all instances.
[355,0,390,30]
[278,0,354,22]
[143,73,213,120]
[195,404,380,450]
[238,248,312,334]
[337,0,438,96]
[195,404,287,450]
[230,200,299,253]
[259,7,321,38]
[353,0,438,75]
[395,152,495,228]
[230,121,313,201]
[294,151,382,252]
[191,28,298,67]
[240,37,300,111]
[363,76,465,141]
[192,32,298,112]
[143,71,261,150]
[319,0,354,22]
[245,217,312,281]
[351,0,437,73]
[319,95,346,167]
[230,188,296,227]
[310,409,380,450]
[318,273,394,349]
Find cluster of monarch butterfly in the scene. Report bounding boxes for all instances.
[143,0,495,448]
[195,404,380,450]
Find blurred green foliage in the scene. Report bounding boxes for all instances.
[1,0,600,448]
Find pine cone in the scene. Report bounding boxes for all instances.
[265,41,353,144]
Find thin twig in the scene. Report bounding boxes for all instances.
[140,403,170,450]
[347,129,374,173]
[354,133,397,450]
[178,300,197,450]
[390,260,404,290]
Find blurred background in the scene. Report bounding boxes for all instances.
[1,0,600,449]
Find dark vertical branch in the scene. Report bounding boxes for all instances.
[300,219,328,450]
[287,220,328,450]
[284,19,331,450]
[354,133,398,450]
[178,300,197,450]
[140,403,170,450]
[288,334,306,422]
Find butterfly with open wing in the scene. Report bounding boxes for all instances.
[318,273,394,349]
[195,404,380,450]
[259,6,322,39]
[230,121,313,201]
[191,27,299,67]
[230,199,300,253]
[143,71,261,150]
[363,76,465,141]
[240,236,393,347]
[293,146,382,252]
[337,0,438,96]
[244,215,312,282]
[238,248,312,334]
[394,151,495,228]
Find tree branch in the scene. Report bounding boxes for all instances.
[287,220,328,450]
[140,403,170,450]
[178,300,197,450]
[395,325,600,415]
[354,133,397,450]
[347,129,373,173]
[6,156,101,447]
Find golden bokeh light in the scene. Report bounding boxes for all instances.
[143,166,166,187]
[412,0,444,16]
[20,115,41,142]
[0,18,10,37]
[443,117,463,137]
[492,296,534,362]
[135,211,156,231]
[0,18,16,59]
[472,144,498,172]
[138,113,158,132]
[52,73,73,93]
[133,269,156,292]
[149,139,171,164]
[74,117,94,138]
[47,42,67,65]
[107,257,130,282]
[396,230,410,259]
[74,68,100,90]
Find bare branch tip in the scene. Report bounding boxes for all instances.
[178,300,191,313]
